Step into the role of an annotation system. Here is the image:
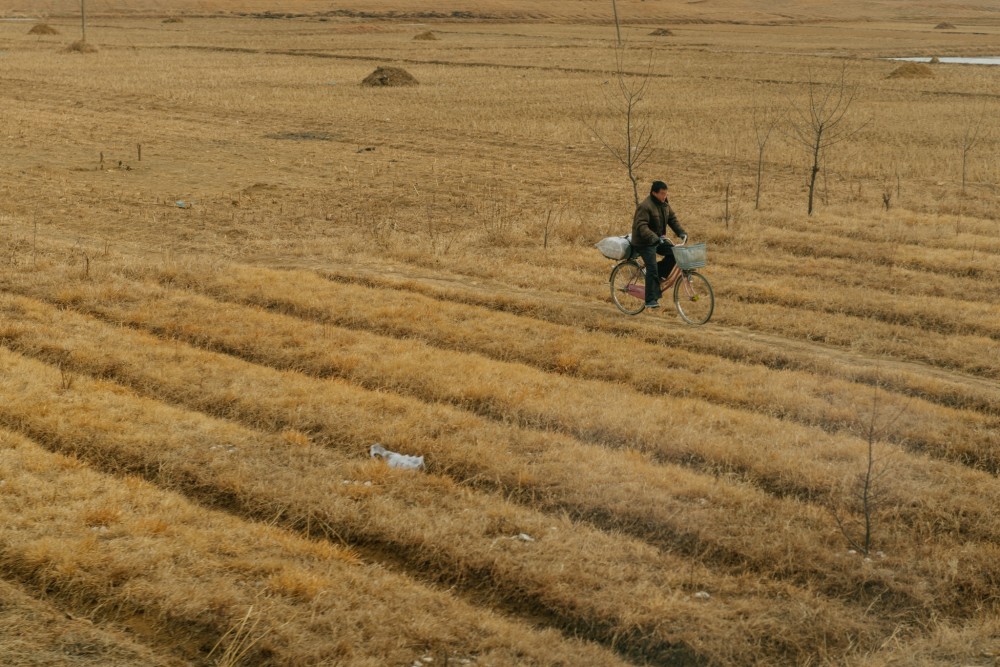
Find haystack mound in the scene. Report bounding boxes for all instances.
[934,22,956,29]
[413,31,438,41]
[887,62,934,79]
[28,23,59,35]
[929,56,941,64]
[361,66,418,87]
[649,28,673,36]
[64,40,98,54]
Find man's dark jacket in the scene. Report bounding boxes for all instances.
[631,195,686,248]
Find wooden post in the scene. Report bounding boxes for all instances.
[81,0,87,43]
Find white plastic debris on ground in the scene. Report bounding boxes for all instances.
[370,443,425,470]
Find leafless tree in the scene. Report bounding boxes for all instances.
[830,377,908,556]
[880,163,901,211]
[719,130,740,228]
[959,103,988,195]
[589,45,656,208]
[751,90,782,210]
[785,66,868,216]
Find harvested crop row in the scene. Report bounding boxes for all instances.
[0,429,622,667]
[706,255,1000,340]
[0,577,176,667]
[18,235,998,419]
[713,249,998,307]
[708,295,999,379]
[402,240,999,360]
[1,291,998,627]
[0,345,865,666]
[733,224,1000,282]
[0,290,882,572]
[8,257,1000,486]
[65,257,997,470]
[319,261,1000,415]
[859,616,1000,667]
[757,211,1000,256]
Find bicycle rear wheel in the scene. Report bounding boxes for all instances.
[610,261,646,315]
[673,271,714,325]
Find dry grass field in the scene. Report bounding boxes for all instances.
[1,1,999,665]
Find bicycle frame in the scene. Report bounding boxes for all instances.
[633,258,681,291]
[674,271,699,299]
[609,248,714,324]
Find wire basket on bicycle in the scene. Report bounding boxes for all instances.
[670,243,707,270]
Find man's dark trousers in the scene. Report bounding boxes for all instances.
[636,244,677,303]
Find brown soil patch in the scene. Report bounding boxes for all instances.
[887,62,934,79]
[361,66,418,87]
[649,28,673,36]
[934,22,956,29]
[414,31,438,40]
[28,23,59,35]
[162,17,184,23]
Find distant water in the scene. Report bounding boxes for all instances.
[891,57,1000,65]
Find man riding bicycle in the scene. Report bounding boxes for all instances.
[631,180,688,309]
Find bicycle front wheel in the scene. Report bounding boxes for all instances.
[610,261,646,315]
[673,271,714,325]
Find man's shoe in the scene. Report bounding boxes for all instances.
[644,300,660,309]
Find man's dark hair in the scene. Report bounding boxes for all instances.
[651,180,668,193]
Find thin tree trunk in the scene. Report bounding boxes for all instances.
[626,99,638,207]
[755,147,764,210]
[724,182,731,228]
[862,440,874,555]
[611,0,622,46]
[81,0,87,42]
[962,148,969,194]
[807,163,819,216]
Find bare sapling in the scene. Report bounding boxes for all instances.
[475,186,519,245]
[784,65,869,216]
[959,103,988,195]
[881,188,892,211]
[588,44,656,208]
[720,132,740,228]
[56,350,76,392]
[751,89,781,210]
[880,166,898,211]
[829,377,908,556]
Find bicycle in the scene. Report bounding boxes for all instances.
[608,241,715,325]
